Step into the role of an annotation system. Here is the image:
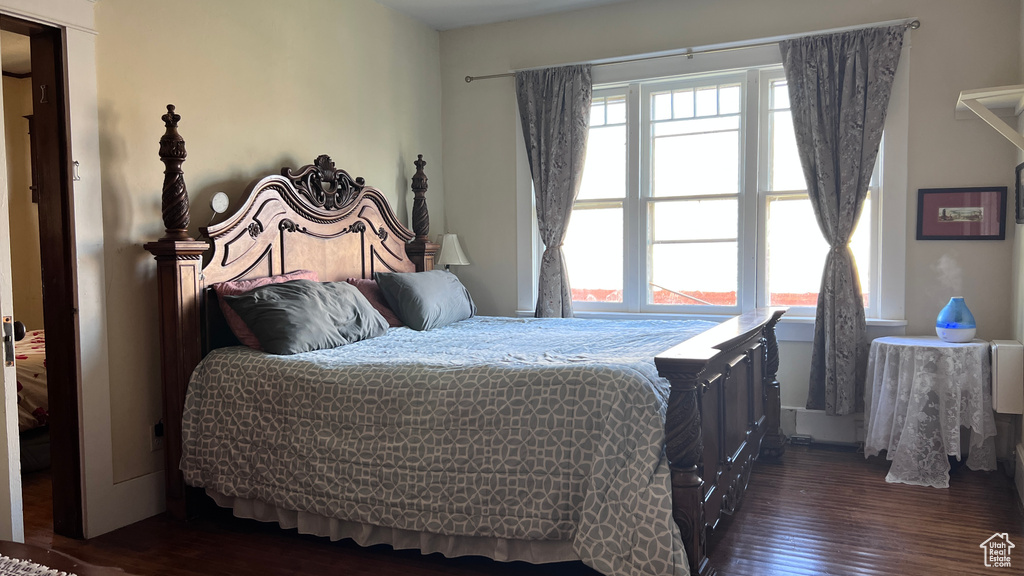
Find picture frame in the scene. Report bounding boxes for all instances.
[1016,162,1024,224]
[916,187,1006,240]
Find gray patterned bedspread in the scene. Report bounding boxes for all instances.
[182,316,716,576]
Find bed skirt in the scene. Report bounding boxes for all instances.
[207,489,579,564]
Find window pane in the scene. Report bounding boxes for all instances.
[651,199,737,241]
[654,92,673,120]
[771,80,789,110]
[607,95,627,124]
[720,84,740,115]
[770,110,805,191]
[565,205,623,303]
[695,87,717,116]
[650,242,737,306]
[578,125,626,200]
[851,195,871,307]
[590,100,606,126]
[653,130,739,196]
[766,195,871,307]
[672,89,694,119]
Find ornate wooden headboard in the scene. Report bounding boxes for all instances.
[202,154,424,286]
[144,105,438,519]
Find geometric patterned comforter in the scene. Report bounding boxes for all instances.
[181,316,715,576]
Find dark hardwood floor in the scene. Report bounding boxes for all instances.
[20,445,1024,576]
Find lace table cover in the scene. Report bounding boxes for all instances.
[864,336,996,488]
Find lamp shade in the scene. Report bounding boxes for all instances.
[436,233,470,268]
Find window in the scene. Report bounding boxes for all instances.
[564,94,627,304]
[563,65,880,317]
[759,70,879,315]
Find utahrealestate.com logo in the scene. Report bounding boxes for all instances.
[980,533,1014,568]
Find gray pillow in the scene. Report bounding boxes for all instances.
[374,270,476,331]
[222,279,388,355]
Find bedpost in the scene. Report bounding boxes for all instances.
[143,104,208,521]
[663,370,714,576]
[760,311,786,458]
[405,154,439,271]
[155,105,192,240]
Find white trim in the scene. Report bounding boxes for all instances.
[780,407,864,444]
[0,35,25,542]
[624,85,641,312]
[877,42,910,321]
[774,316,907,342]
[514,104,537,313]
[0,0,95,34]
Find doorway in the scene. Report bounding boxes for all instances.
[0,14,83,540]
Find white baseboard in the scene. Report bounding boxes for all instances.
[781,407,864,444]
[1016,444,1024,509]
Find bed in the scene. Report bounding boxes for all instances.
[15,326,50,473]
[145,105,786,576]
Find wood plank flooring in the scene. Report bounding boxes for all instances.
[20,445,1024,576]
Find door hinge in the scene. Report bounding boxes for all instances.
[2,316,12,367]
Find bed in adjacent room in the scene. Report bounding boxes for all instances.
[145,105,786,576]
[15,326,50,472]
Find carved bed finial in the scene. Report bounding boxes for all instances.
[282,155,365,211]
[159,104,192,239]
[411,154,429,241]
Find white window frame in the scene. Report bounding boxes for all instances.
[565,86,634,313]
[633,72,749,316]
[515,41,909,336]
[755,68,882,319]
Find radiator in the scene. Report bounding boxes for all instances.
[991,340,1023,414]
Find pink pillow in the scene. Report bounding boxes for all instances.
[213,270,319,349]
[346,278,403,327]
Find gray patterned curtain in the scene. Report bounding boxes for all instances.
[780,26,904,416]
[515,65,592,318]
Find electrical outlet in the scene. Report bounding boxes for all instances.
[150,421,165,452]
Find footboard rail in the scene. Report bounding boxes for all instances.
[655,308,786,576]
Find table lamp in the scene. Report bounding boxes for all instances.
[436,233,470,271]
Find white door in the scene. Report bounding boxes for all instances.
[0,39,25,539]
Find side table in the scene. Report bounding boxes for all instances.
[863,336,997,488]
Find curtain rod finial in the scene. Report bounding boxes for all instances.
[906,19,920,30]
[465,76,473,83]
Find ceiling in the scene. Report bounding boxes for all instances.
[374,0,631,31]
[1,31,30,76]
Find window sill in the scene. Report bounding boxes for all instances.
[512,309,908,342]
[775,315,907,342]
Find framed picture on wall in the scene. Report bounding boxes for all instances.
[916,186,1006,240]
[1016,162,1024,224]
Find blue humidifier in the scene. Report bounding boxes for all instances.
[935,297,976,343]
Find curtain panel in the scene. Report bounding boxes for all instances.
[780,26,905,416]
[515,65,593,318]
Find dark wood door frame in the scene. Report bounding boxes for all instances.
[1,14,83,539]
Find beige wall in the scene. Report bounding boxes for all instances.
[440,0,1019,420]
[95,0,443,482]
[2,77,42,332]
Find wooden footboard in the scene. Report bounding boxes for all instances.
[656,308,786,576]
